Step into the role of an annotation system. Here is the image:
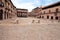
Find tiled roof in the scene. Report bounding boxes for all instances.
[42,1,60,10]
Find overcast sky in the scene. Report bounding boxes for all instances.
[11,0,60,12]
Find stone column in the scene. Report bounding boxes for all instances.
[6,13,7,19]
[2,9,5,20]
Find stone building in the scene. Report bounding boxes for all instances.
[31,2,60,20]
[17,8,28,17]
[32,7,41,13]
[30,7,41,17]
[0,0,17,20]
[39,2,60,20]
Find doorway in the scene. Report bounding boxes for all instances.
[0,9,3,20]
[55,16,58,20]
[40,16,41,18]
[51,16,53,19]
[47,16,49,19]
[42,16,44,18]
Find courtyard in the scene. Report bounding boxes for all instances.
[0,17,60,40]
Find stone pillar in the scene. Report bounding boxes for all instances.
[2,0,5,20]
[7,13,8,19]
[6,13,7,19]
[2,9,5,20]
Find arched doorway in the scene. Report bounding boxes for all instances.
[51,16,53,19]
[40,16,41,18]
[55,16,58,20]
[47,16,49,19]
[4,11,6,19]
[0,9,3,20]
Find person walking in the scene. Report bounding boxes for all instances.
[37,20,40,23]
[32,20,35,23]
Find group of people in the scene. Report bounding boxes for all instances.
[32,20,40,23]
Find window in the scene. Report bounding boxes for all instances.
[0,2,4,7]
[56,8,59,12]
[54,8,58,16]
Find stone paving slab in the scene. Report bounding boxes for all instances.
[0,17,60,40]
[0,24,60,40]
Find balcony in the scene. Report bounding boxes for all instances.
[0,2,4,7]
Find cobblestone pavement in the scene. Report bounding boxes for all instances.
[0,17,60,40]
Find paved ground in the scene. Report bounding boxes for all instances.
[0,17,60,40]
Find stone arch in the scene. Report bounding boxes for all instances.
[55,16,58,20]
[51,16,53,19]
[47,16,49,19]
